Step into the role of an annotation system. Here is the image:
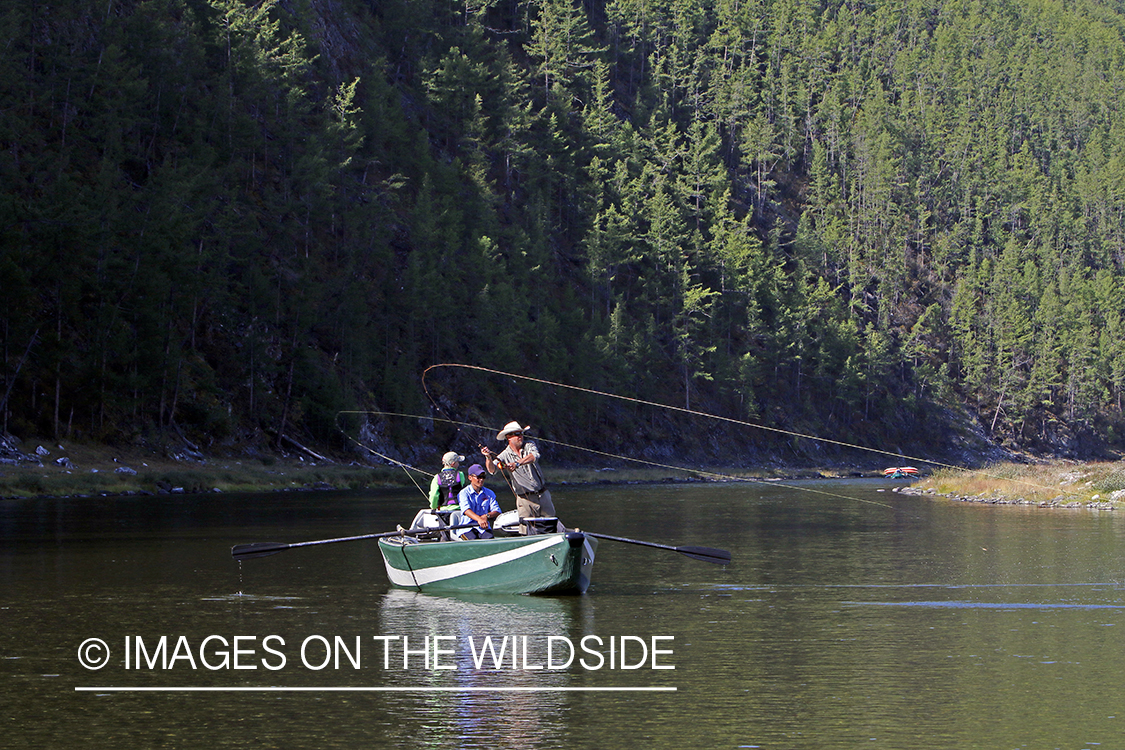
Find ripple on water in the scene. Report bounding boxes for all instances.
[199,593,305,603]
[842,600,1125,610]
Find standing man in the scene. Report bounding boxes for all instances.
[429,451,468,510]
[482,421,556,534]
[457,464,501,539]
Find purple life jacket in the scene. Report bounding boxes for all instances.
[437,468,466,506]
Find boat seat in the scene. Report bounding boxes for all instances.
[408,508,465,541]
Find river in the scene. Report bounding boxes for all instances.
[2,479,1123,748]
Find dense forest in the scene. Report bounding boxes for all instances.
[3,0,1125,465]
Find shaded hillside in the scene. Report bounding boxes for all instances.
[3,0,1125,463]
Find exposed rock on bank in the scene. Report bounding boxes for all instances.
[894,485,1118,510]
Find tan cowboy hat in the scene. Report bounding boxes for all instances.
[442,451,465,466]
[496,421,530,440]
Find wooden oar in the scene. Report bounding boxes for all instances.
[231,522,481,560]
[494,515,730,565]
[581,532,731,565]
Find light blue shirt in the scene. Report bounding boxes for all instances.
[458,485,501,517]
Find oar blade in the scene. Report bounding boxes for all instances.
[231,542,290,560]
[675,545,731,565]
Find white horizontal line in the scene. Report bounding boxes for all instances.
[76,686,676,693]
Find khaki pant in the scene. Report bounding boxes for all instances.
[515,489,556,534]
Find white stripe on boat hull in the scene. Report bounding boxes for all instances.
[383,536,563,588]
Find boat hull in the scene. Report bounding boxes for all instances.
[378,531,597,595]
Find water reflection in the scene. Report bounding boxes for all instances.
[374,590,584,748]
[377,589,584,678]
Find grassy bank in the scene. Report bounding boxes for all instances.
[7,441,1124,511]
[912,461,1125,507]
[0,439,861,499]
[0,442,412,498]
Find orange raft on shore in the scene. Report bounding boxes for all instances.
[883,466,919,479]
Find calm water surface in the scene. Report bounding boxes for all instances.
[3,479,1124,748]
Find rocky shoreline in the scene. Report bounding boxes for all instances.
[7,430,1124,508]
[894,485,1120,510]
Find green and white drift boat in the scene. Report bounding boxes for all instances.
[378,512,597,595]
[231,510,727,593]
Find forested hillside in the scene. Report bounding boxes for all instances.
[3,0,1125,463]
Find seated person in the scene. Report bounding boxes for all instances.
[456,464,501,539]
[429,451,469,510]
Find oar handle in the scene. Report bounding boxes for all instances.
[497,516,560,529]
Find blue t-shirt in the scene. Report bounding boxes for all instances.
[458,485,501,517]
